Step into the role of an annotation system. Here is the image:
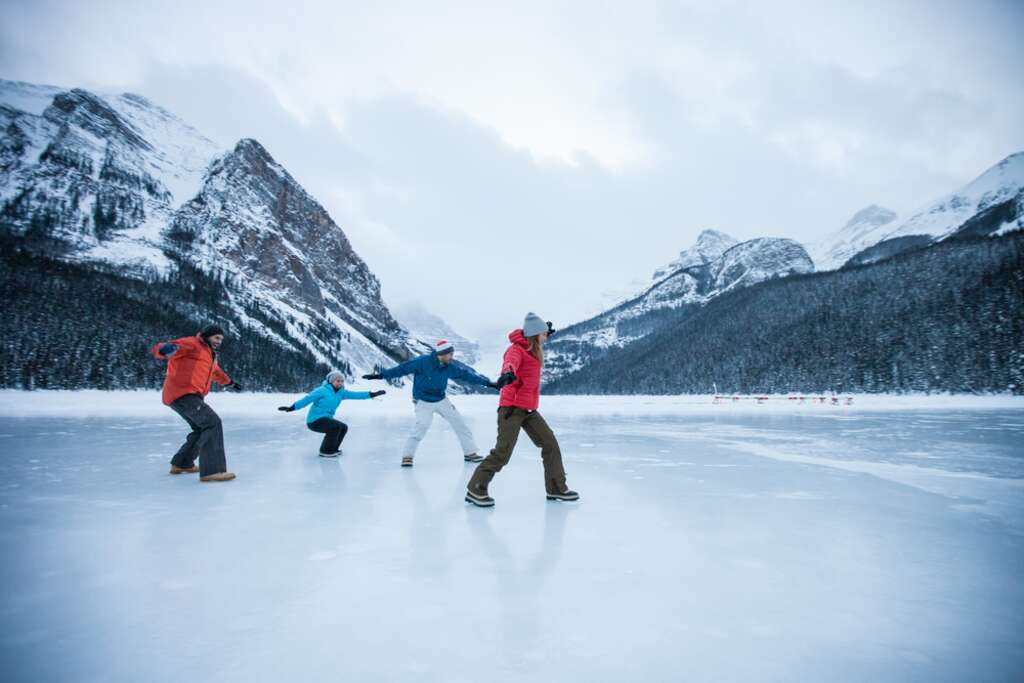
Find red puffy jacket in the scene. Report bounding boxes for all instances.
[151,335,231,405]
[499,329,543,410]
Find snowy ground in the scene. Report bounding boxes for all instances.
[1,391,1022,682]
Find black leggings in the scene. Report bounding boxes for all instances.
[307,417,349,454]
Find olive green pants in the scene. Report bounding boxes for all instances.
[468,407,567,495]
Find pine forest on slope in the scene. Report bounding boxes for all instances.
[547,233,1024,395]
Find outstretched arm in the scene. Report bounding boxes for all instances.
[448,360,493,387]
[339,389,372,400]
[339,389,388,400]
[292,387,326,410]
[375,356,423,380]
[150,336,196,360]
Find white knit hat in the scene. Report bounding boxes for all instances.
[435,339,454,355]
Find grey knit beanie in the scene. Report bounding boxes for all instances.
[522,312,547,337]
[326,370,345,383]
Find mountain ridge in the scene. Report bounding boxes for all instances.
[0,78,418,382]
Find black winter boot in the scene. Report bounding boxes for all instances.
[546,488,580,502]
[465,487,495,507]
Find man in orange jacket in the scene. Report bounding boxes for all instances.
[151,324,241,482]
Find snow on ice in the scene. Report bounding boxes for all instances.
[0,391,1022,682]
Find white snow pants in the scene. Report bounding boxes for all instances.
[403,398,478,457]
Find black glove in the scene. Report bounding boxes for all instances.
[546,321,556,336]
[158,342,178,357]
[362,373,383,380]
[227,382,243,392]
[278,405,295,412]
[490,370,516,390]
[369,390,386,398]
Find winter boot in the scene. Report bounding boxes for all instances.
[463,453,484,463]
[546,488,580,502]
[169,465,199,474]
[319,450,341,458]
[200,472,236,482]
[401,456,414,467]
[465,487,495,507]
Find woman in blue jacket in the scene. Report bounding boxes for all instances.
[279,371,386,457]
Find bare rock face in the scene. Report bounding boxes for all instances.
[168,139,412,364]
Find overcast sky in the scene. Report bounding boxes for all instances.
[2,0,1023,341]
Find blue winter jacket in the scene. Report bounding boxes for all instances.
[380,353,492,402]
[293,381,372,423]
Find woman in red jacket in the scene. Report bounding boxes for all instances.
[466,313,579,507]
[151,324,241,482]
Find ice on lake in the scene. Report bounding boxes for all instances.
[0,392,1022,682]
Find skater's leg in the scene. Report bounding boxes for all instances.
[169,395,203,468]
[332,420,349,451]
[183,399,227,477]
[436,398,478,456]
[310,418,347,453]
[319,418,347,454]
[522,411,568,494]
[402,400,436,459]
[467,407,526,494]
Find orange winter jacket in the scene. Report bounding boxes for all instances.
[151,335,231,405]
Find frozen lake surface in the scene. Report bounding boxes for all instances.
[1,392,1022,682]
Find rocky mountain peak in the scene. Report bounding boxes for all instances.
[652,228,739,281]
[47,89,153,152]
[1,79,417,375]
[713,238,814,293]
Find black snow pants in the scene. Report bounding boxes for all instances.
[168,394,228,477]
[308,418,349,454]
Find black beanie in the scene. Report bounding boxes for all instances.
[200,324,225,339]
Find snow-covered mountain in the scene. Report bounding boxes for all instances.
[393,302,480,365]
[886,152,1024,242]
[810,153,1024,271]
[0,79,416,375]
[808,205,899,272]
[0,82,217,270]
[650,229,738,280]
[545,230,814,381]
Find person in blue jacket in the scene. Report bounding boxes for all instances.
[362,340,515,467]
[279,370,386,457]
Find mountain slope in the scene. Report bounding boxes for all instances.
[166,137,411,370]
[810,153,1024,272]
[808,205,898,271]
[0,79,416,383]
[547,232,1024,395]
[889,152,1024,242]
[545,231,813,381]
[0,81,217,271]
[0,241,333,390]
[394,302,480,364]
